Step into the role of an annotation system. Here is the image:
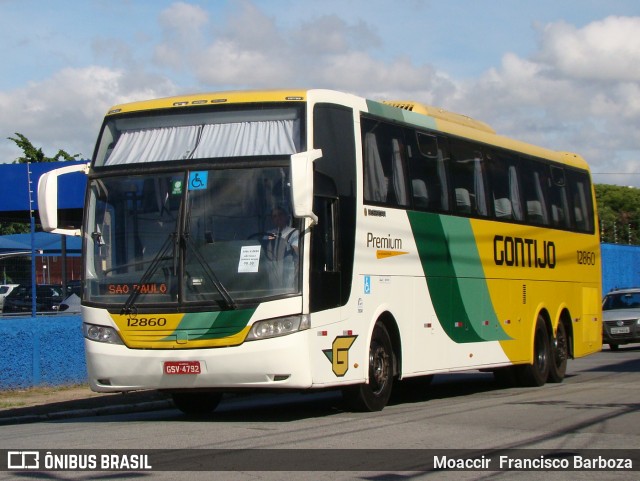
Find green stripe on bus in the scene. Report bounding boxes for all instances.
[408,211,510,343]
[366,100,438,130]
[164,309,255,341]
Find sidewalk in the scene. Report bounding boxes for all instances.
[0,384,173,425]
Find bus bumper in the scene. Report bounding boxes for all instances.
[85,330,313,392]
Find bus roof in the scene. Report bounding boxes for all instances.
[104,88,589,171]
[383,100,497,135]
[105,89,309,115]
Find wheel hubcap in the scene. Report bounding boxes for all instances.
[554,331,567,364]
[370,344,389,395]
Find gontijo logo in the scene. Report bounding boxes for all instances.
[493,235,556,269]
[323,335,358,376]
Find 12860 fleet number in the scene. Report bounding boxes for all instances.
[127,317,167,327]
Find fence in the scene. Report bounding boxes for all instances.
[601,243,640,294]
[0,315,85,389]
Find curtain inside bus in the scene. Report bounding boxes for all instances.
[104,120,297,165]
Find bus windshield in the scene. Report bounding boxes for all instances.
[85,165,302,308]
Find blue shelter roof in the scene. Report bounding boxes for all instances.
[0,232,81,256]
[0,161,87,212]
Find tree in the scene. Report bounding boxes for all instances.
[8,132,79,164]
[595,184,640,245]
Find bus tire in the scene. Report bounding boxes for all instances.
[342,322,394,412]
[517,317,551,387]
[171,392,222,417]
[548,321,568,383]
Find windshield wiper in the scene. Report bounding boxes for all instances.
[183,232,237,309]
[121,232,176,315]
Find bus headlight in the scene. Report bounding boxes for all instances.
[246,315,310,341]
[83,323,124,345]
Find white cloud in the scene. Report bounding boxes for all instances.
[447,16,640,185]
[536,16,640,82]
[156,2,456,98]
[196,39,292,87]
[154,2,209,70]
[0,66,176,162]
[291,15,380,56]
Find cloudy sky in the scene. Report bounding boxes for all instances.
[1,0,639,186]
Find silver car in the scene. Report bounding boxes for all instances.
[602,288,640,350]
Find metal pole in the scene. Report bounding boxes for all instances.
[27,162,37,317]
[61,235,67,295]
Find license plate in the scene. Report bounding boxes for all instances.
[164,361,201,375]
[610,326,630,334]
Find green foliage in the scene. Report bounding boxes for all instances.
[0,222,30,235]
[595,184,640,245]
[7,132,79,164]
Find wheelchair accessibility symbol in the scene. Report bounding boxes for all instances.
[188,171,208,190]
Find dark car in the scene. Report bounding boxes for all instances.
[2,284,64,313]
[602,288,640,350]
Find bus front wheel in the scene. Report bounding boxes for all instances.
[517,317,551,387]
[343,322,394,412]
[171,392,222,417]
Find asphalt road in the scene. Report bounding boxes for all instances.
[1,346,638,481]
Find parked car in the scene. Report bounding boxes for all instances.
[2,284,64,313]
[602,288,640,350]
[64,279,82,297]
[57,293,81,314]
[0,284,19,311]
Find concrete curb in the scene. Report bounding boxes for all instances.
[0,399,173,426]
[0,399,174,425]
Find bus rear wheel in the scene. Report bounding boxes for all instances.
[517,317,550,387]
[343,322,394,412]
[548,321,568,383]
[171,392,222,417]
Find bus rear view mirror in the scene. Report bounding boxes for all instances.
[37,162,89,236]
[290,149,322,226]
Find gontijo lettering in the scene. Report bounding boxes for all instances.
[493,235,556,269]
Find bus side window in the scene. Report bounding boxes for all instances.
[362,119,409,208]
[549,166,571,228]
[311,196,339,273]
[567,170,594,233]
[521,158,551,225]
[363,131,388,203]
[310,192,341,312]
[408,132,449,212]
[449,140,488,217]
[486,150,523,221]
